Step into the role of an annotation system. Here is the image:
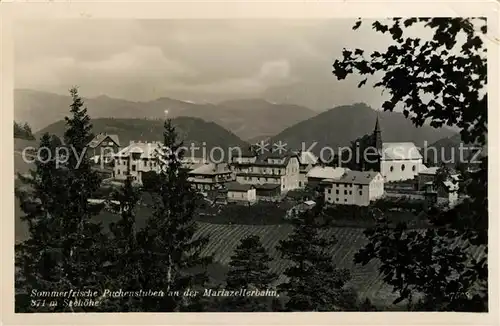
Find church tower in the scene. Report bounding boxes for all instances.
[373,115,383,153]
[367,115,383,172]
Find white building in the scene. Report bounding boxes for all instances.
[113,141,163,184]
[380,142,427,182]
[226,182,257,204]
[370,116,426,182]
[323,170,384,206]
[306,166,349,189]
[232,152,301,194]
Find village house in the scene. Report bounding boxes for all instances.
[297,151,318,188]
[417,166,440,190]
[225,182,257,204]
[323,170,384,206]
[254,184,282,202]
[87,132,120,164]
[423,178,459,208]
[113,141,162,184]
[180,156,208,172]
[231,152,301,195]
[188,162,234,193]
[306,166,349,189]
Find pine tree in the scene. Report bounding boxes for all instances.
[221,235,277,311]
[54,87,108,310]
[15,133,69,312]
[100,176,142,311]
[277,203,357,311]
[137,119,211,312]
[15,88,108,312]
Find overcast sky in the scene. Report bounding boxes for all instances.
[15,19,432,110]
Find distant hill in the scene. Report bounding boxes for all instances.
[426,133,486,166]
[36,117,249,154]
[270,103,457,156]
[15,89,316,141]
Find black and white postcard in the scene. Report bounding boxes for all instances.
[1,1,498,325]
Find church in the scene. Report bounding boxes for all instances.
[368,116,427,182]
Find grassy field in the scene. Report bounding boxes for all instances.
[192,222,397,304]
[15,201,399,307]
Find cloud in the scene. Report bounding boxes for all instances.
[13,19,432,109]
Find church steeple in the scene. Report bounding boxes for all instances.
[373,114,382,151]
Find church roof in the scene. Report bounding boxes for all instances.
[382,142,422,160]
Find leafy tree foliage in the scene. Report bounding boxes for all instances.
[277,202,357,311]
[333,18,487,145]
[333,18,487,311]
[220,235,277,311]
[135,120,212,312]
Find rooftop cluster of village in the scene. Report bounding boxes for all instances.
[87,117,460,208]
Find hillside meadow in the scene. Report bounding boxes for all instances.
[14,197,398,306]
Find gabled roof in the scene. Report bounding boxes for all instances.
[419,166,439,175]
[260,151,299,164]
[382,142,422,160]
[226,182,255,192]
[233,152,298,168]
[307,166,348,179]
[254,183,281,190]
[188,162,232,175]
[324,170,381,185]
[88,133,120,148]
[236,172,283,178]
[114,141,161,159]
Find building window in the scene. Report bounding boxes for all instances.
[349,191,352,195]
[390,166,394,172]
[344,198,347,202]
[359,191,362,196]
[344,190,347,195]
[336,190,339,195]
[401,164,405,171]
[336,198,339,201]
[412,165,416,171]
[327,189,331,194]
[132,165,136,171]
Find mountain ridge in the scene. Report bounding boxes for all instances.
[269,103,457,156]
[36,117,249,154]
[15,89,316,141]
